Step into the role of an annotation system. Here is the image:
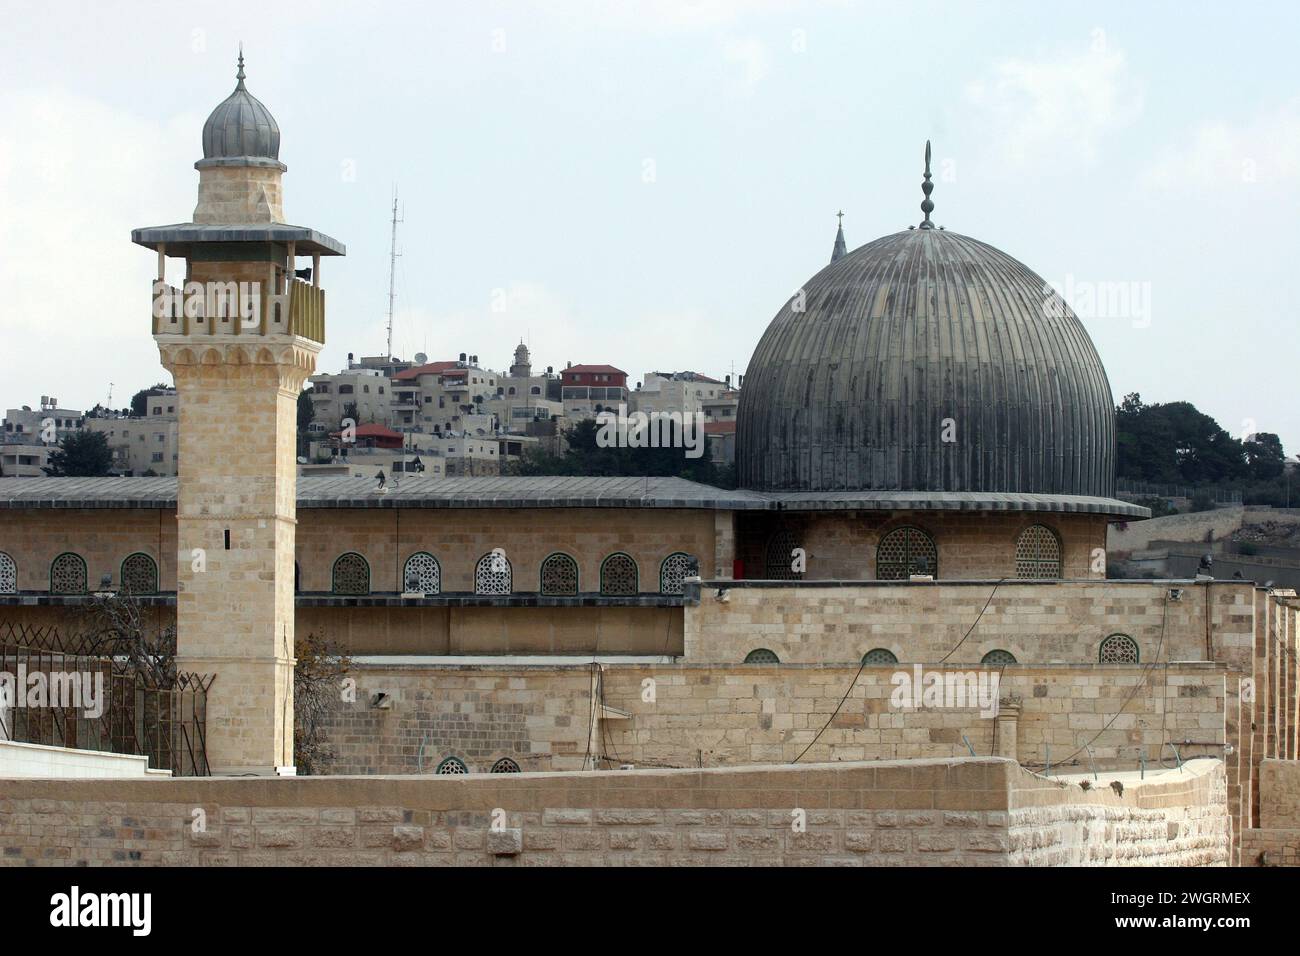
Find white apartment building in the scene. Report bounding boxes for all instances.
[1,400,85,477]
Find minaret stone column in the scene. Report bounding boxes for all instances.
[134,52,345,774]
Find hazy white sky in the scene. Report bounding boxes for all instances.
[2,0,1297,448]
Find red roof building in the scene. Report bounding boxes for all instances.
[560,365,628,387]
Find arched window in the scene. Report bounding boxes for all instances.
[0,552,16,594]
[599,553,638,595]
[861,648,898,665]
[475,551,512,595]
[744,648,780,664]
[981,649,1017,666]
[331,552,370,595]
[659,552,696,594]
[436,756,468,774]
[403,552,441,594]
[764,530,803,580]
[491,757,521,773]
[876,527,938,580]
[1099,633,1139,664]
[50,553,87,595]
[539,553,578,595]
[120,553,158,595]
[1015,524,1062,579]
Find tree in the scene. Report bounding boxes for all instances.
[130,383,172,418]
[298,387,315,431]
[42,430,113,477]
[511,416,728,485]
[341,402,360,427]
[1115,393,1250,483]
[1244,432,1285,480]
[294,631,351,775]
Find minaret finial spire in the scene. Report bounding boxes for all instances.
[919,140,935,230]
[236,44,246,89]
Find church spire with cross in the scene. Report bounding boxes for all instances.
[831,210,847,263]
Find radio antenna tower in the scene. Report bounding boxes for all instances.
[386,188,403,360]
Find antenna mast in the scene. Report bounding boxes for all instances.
[386,189,403,360]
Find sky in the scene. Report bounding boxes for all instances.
[1,0,1298,449]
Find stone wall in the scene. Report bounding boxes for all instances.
[1240,759,1300,866]
[1257,760,1300,828]
[736,510,1108,580]
[684,580,1258,669]
[1008,760,1229,866]
[320,661,1226,776]
[0,506,717,596]
[0,757,1230,867]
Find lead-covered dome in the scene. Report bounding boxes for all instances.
[736,224,1116,496]
[199,53,281,165]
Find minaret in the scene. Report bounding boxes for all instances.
[132,52,345,775]
[831,210,847,263]
[510,341,532,378]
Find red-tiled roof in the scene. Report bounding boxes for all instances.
[330,423,404,441]
[704,421,736,434]
[393,361,459,381]
[564,364,626,375]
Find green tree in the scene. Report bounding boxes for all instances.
[511,417,727,485]
[1244,432,1285,480]
[298,387,315,431]
[42,430,113,477]
[1115,393,1249,483]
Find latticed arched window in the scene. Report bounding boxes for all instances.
[0,552,15,594]
[862,648,898,665]
[981,649,1017,666]
[659,552,696,594]
[876,527,938,580]
[436,756,468,774]
[491,757,521,773]
[764,530,803,579]
[1099,633,1139,664]
[744,648,780,664]
[120,553,158,594]
[331,552,370,595]
[475,551,512,595]
[403,552,441,594]
[50,553,87,595]
[600,553,638,595]
[539,553,579,595]
[1015,524,1062,579]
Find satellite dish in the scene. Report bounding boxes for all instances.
[413,352,428,365]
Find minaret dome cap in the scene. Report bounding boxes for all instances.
[198,48,285,170]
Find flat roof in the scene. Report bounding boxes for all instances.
[0,477,1148,516]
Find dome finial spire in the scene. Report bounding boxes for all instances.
[236,44,246,89]
[919,140,935,230]
[831,210,847,263]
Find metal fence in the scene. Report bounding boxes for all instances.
[0,623,212,776]
[1116,479,1243,504]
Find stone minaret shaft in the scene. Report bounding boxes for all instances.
[133,53,345,773]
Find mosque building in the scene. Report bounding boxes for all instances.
[0,55,1296,866]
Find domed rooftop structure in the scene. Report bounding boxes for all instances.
[737,144,1116,499]
[199,50,282,168]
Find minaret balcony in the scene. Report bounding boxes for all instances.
[152,278,325,344]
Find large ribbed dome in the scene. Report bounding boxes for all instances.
[200,54,281,164]
[736,226,1116,496]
